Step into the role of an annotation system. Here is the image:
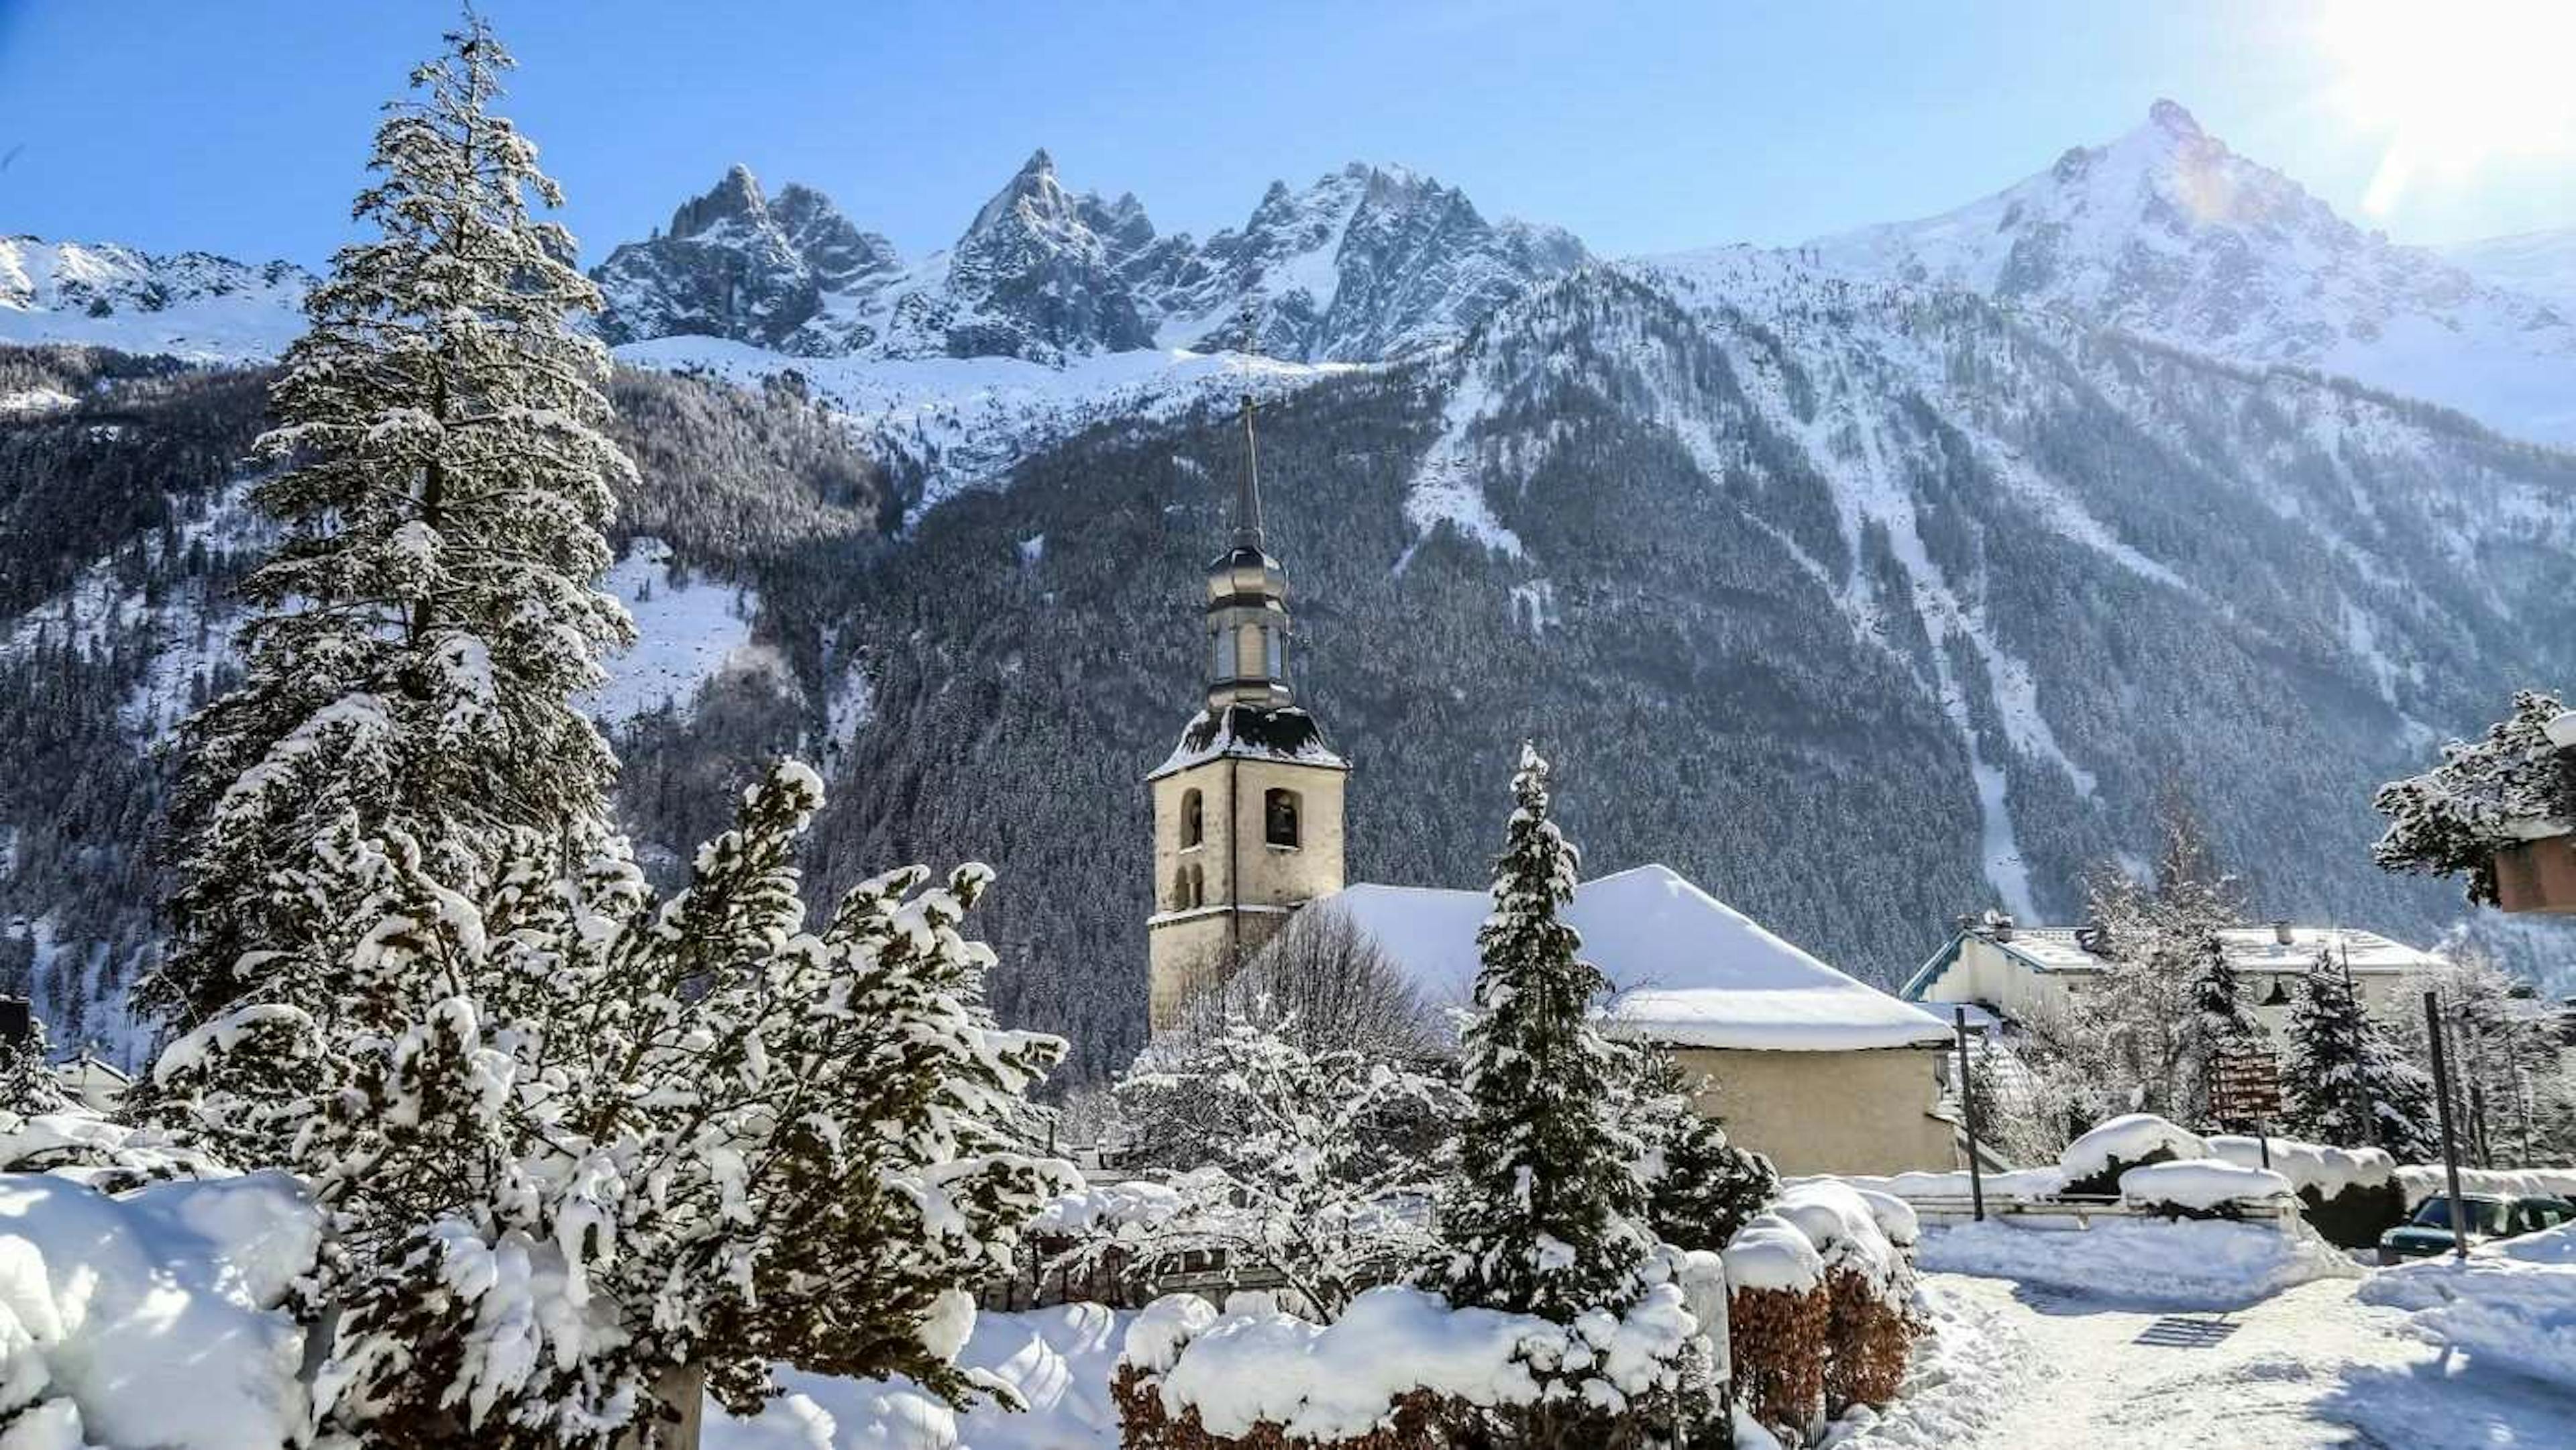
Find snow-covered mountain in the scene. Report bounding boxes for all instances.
[2440,227,2576,313]
[592,154,1587,366]
[0,236,312,362]
[1805,101,2576,445]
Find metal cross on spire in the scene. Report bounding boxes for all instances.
[1234,299,1266,548]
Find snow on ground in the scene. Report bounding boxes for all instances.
[705,1303,1129,1450]
[1906,1271,2576,1449]
[612,336,1356,518]
[1915,1218,2358,1310]
[2359,1224,2576,1393]
[582,536,776,724]
[0,1172,321,1450]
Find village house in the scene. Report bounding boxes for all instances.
[1144,398,1957,1176]
[1901,914,2455,1034]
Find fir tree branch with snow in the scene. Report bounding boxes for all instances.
[2372,689,2576,905]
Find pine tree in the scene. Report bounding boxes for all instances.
[2374,690,2573,906]
[1426,743,1654,1321]
[2184,931,2267,1129]
[1626,1051,1776,1252]
[148,13,636,1033]
[153,764,1074,1447]
[0,1012,63,1115]
[2282,951,2438,1161]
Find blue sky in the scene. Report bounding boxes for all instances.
[3,1,2571,267]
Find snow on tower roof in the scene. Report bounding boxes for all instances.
[1148,703,1350,779]
[1324,864,1953,1051]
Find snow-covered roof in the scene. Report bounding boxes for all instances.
[1148,703,1350,780]
[1324,864,1953,1052]
[1962,925,2450,980]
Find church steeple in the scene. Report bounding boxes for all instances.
[1144,388,1350,1034]
[1203,392,1295,709]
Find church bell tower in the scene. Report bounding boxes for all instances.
[1145,394,1349,1032]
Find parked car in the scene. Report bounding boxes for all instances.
[2378,1194,2575,1261]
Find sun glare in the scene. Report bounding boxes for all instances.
[2322,0,2576,215]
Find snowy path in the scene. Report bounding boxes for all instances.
[1854,1273,2576,1449]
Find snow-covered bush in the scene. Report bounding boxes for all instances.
[1768,1182,1915,1414]
[1099,1008,1462,1315]
[150,763,1076,1447]
[2206,1137,2404,1247]
[1114,1267,1719,1450]
[2057,1113,2206,1196]
[2373,689,2576,906]
[1719,1214,1827,1443]
[0,1013,64,1115]
[2116,1159,2293,1221]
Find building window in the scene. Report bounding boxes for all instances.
[1265,788,1301,849]
[1264,625,1283,679]
[1211,629,1230,680]
[1180,788,1203,849]
[1171,863,1205,911]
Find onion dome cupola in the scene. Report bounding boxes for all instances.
[1204,393,1296,709]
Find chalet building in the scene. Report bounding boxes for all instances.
[1144,399,1956,1175]
[1902,915,2454,1033]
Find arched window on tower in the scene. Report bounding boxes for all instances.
[1264,625,1283,680]
[1211,628,1230,682]
[1171,863,1205,911]
[1179,788,1203,849]
[1265,787,1301,849]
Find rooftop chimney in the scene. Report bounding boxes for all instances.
[2272,920,2294,947]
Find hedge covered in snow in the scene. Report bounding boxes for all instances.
[1720,1181,1922,1445]
[1114,1259,1724,1450]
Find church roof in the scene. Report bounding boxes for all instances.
[1324,865,1954,1051]
[1148,703,1350,780]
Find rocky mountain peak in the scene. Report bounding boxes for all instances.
[667,164,770,240]
[2146,97,2204,140]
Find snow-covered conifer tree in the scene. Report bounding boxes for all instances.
[150,13,635,1033]
[1426,743,1654,1320]
[2282,951,2438,1161]
[1624,1051,1776,1252]
[0,1011,63,1115]
[153,763,1073,1447]
[2182,932,2267,1129]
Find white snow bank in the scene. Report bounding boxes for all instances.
[1806,1167,2072,1204]
[2394,1164,2576,1210]
[1916,1216,2359,1310]
[2206,1136,2394,1198]
[2057,1114,2206,1182]
[2117,1159,2293,1212]
[708,1303,1131,1450]
[1723,1212,1827,1294]
[2359,1224,2576,1392]
[0,1172,321,1450]
[1132,1276,1709,1438]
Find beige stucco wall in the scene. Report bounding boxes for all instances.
[1146,753,1347,1031]
[1665,1044,1955,1176]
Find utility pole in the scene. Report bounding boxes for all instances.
[2423,990,2471,1262]
[1954,1006,1986,1223]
